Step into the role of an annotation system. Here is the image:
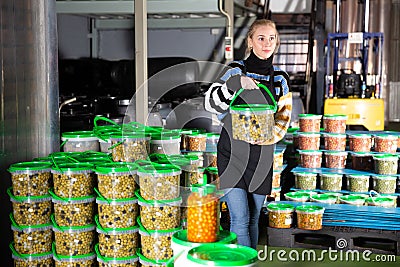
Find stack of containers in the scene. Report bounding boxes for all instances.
[295,114,322,191]
[50,162,97,266]
[94,162,140,266]
[136,163,182,264]
[8,161,53,266]
[372,133,398,195]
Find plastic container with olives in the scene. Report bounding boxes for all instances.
[186,133,207,151]
[346,174,370,192]
[374,134,398,153]
[298,114,322,133]
[8,187,52,226]
[294,172,318,190]
[50,190,95,227]
[372,175,397,194]
[365,196,396,208]
[323,114,347,133]
[96,192,139,229]
[62,131,100,152]
[136,191,181,231]
[284,191,311,202]
[10,243,53,267]
[267,203,294,229]
[182,166,206,188]
[53,247,97,267]
[230,102,275,144]
[310,194,337,204]
[138,224,181,261]
[137,249,169,267]
[297,132,320,151]
[149,131,181,155]
[52,216,96,256]
[96,216,139,258]
[320,173,342,191]
[8,161,52,197]
[373,154,398,175]
[96,244,139,267]
[137,164,181,201]
[95,162,138,199]
[295,205,325,230]
[348,134,372,152]
[51,162,94,198]
[298,150,322,169]
[110,133,150,162]
[339,195,366,206]
[324,151,348,169]
[10,213,52,255]
[323,133,346,151]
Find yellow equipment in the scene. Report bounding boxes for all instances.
[324,98,384,131]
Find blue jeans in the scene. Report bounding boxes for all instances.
[222,188,266,249]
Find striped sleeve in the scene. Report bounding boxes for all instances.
[204,66,242,114]
[271,92,292,143]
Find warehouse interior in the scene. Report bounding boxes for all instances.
[1,0,400,266]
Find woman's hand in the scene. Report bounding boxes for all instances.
[240,76,258,90]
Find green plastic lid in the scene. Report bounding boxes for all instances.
[137,248,168,266]
[323,132,346,138]
[206,133,220,139]
[150,131,180,141]
[51,162,93,172]
[321,173,343,178]
[137,163,181,175]
[340,195,366,203]
[267,203,294,212]
[297,150,322,155]
[135,190,182,207]
[95,162,137,174]
[10,242,53,260]
[207,166,219,174]
[187,244,258,266]
[373,154,398,161]
[350,151,372,157]
[62,131,96,139]
[374,134,398,139]
[230,103,275,112]
[7,187,51,203]
[311,194,337,203]
[95,215,138,234]
[294,172,318,177]
[172,230,237,247]
[110,132,150,140]
[324,151,348,156]
[8,161,53,172]
[366,197,394,205]
[284,192,310,200]
[349,133,371,138]
[323,114,348,119]
[191,184,217,195]
[295,205,325,213]
[297,132,321,137]
[299,114,322,119]
[347,174,370,179]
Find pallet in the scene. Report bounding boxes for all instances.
[266,226,400,255]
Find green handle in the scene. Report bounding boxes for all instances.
[229,83,277,112]
[94,187,112,205]
[94,115,121,128]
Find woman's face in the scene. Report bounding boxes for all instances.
[248,25,277,60]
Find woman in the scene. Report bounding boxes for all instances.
[204,19,292,249]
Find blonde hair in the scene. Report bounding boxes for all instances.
[246,19,280,57]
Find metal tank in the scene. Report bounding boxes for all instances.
[0,1,59,264]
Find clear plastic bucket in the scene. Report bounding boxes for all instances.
[298,114,322,133]
[295,205,325,230]
[230,84,277,143]
[267,203,295,229]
